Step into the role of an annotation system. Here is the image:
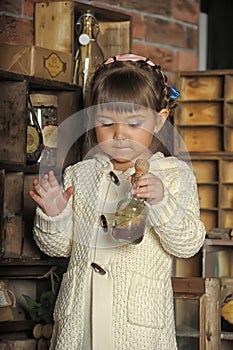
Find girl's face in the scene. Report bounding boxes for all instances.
[95,106,167,170]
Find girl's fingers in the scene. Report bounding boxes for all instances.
[48,170,59,188]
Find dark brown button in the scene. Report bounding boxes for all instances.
[91,262,106,275]
[100,214,108,231]
[109,171,120,185]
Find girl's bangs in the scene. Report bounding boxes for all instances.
[95,72,156,113]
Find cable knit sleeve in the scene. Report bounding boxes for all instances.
[147,158,206,258]
[33,166,75,257]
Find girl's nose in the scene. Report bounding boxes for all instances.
[113,123,126,140]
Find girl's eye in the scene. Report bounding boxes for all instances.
[128,122,143,128]
[101,122,114,127]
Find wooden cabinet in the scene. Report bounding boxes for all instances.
[174,70,233,233]
[174,70,233,349]
[0,70,82,346]
[173,277,220,350]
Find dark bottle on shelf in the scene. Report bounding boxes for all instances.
[73,10,104,101]
[26,96,43,165]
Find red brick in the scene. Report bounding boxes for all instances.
[145,17,197,49]
[0,16,33,45]
[174,50,198,71]
[131,13,145,40]
[93,0,172,16]
[131,42,175,72]
[172,0,200,24]
[0,0,22,14]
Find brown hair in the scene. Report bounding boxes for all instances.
[86,60,176,111]
[83,59,177,158]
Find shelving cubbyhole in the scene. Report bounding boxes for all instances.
[223,103,233,152]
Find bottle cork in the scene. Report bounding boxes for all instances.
[134,159,150,180]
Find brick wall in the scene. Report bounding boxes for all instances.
[0,0,200,82]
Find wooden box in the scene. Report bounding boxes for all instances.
[35,1,131,59]
[0,45,73,84]
[0,80,27,165]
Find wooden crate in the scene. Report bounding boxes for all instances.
[35,1,74,53]
[0,80,27,164]
[1,171,23,258]
[35,1,131,59]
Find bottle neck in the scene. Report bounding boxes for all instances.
[83,15,93,39]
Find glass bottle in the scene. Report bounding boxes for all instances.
[26,96,43,165]
[73,10,104,101]
[112,159,150,245]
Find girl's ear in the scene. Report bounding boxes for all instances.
[155,108,169,132]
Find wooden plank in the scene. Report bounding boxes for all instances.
[205,278,221,349]
[0,81,27,164]
[172,277,205,294]
[35,1,74,53]
[22,174,41,259]
[2,172,23,258]
[0,169,4,255]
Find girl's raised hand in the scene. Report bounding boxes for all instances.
[29,170,74,217]
[131,173,164,205]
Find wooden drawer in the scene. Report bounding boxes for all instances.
[0,81,27,164]
[177,126,223,152]
[177,76,223,100]
[176,102,222,125]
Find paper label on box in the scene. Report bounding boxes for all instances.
[43,52,66,78]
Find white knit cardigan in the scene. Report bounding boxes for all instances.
[33,152,206,350]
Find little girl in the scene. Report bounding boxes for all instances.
[30,54,206,350]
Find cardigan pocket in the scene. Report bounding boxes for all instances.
[53,267,77,321]
[127,272,165,329]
